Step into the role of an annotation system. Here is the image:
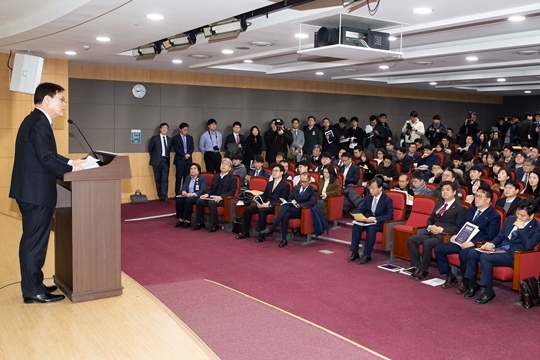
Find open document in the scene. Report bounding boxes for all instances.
[81,156,100,170]
[454,222,480,247]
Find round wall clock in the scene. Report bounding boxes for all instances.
[132,84,146,98]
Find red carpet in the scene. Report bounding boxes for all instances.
[122,201,538,360]
[146,279,381,359]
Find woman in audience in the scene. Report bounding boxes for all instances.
[244,126,262,168]
[465,179,482,204]
[485,151,499,177]
[357,150,376,180]
[491,161,504,179]
[174,163,208,228]
[478,132,489,154]
[523,170,540,198]
[374,148,387,165]
[491,168,510,196]
[315,164,341,216]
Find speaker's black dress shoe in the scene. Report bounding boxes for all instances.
[236,232,250,239]
[416,270,429,281]
[348,252,359,262]
[193,223,205,230]
[409,268,421,280]
[24,293,65,304]
[174,221,183,228]
[45,285,58,293]
[442,276,458,288]
[182,222,190,228]
[257,229,269,243]
[464,285,481,298]
[209,224,219,233]
[279,239,288,248]
[357,255,372,265]
[475,293,496,304]
[456,282,469,295]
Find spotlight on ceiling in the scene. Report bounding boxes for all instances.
[163,33,197,51]
[204,16,248,43]
[132,42,162,60]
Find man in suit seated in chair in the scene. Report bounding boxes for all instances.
[193,158,238,233]
[348,177,394,264]
[408,181,467,280]
[258,172,316,248]
[463,198,540,304]
[434,183,501,293]
[236,163,290,239]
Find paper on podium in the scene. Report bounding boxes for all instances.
[81,156,100,170]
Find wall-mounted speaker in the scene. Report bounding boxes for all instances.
[9,53,44,94]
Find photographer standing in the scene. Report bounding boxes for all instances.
[265,118,293,165]
[401,111,425,147]
[458,111,481,147]
[426,114,447,147]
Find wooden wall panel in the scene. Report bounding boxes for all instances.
[69,63,502,105]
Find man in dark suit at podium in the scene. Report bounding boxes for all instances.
[172,122,194,194]
[9,82,83,304]
[149,122,172,202]
[258,172,316,248]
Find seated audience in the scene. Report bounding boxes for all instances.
[231,152,247,183]
[244,155,270,186]
[236,163,290,239]
[315,152,333,173]
[356,150,376,181]
[193,158,238,232]
[339,152,360,187]
[491,168,510,195]
[495,180,520,216]
[396,147,412,173]
[315,164,341,216]
[465,179,481,204]
[434,184,500,292]
[408,181,466,280]
[258,172,317,248]
[463,199,540,304]
[376,154,399,186]
[174,163,208,228]
[348,177,394,265]
[465,165,483,194]
[430,169,464,202]
[522,169,540,197]
[374,148,387,165]
[293,161,315,185]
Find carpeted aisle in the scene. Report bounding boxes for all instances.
[147,279,381,359]
[122,202,538,360]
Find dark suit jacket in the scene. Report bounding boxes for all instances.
[339,164,360,186]
[491,216,540,253]
[172,134,194,165]
[224,133,245,155]
[289,184,317,208]
[149,134,172,167]
[427,201,466,234]
[262,178,290,206]
[397,156,412,173]
[9,109,72,207]
[355,192,394,223]
[181,174,208,196]
[247,168,270,178]
[495,198,519,217]
[454,206,500,244]
[209,172,238,197]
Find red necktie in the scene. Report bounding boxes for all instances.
[235,134,240,144]
[437,203,448,217]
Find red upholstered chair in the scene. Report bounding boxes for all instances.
[288,162,296,172]
[249,176,269,193]
[310,171,320,183]
[491,190,500,205]
[392,195,438,261]
[508,170,516,180]
[395,163,401,174]
[353,185,365,197]
[461,185,468,197]
[326,174,345,226]
[482,168,489,177]
[425,183,437,192]
[358,166,364,181]
[370,160,378,170]
[287,182,318,244]
[435,152,444,165]
[517,180,526,192]
[287,171,295,180]
[517,193,534,200]
[364,190,407,253]
[483,178,495,187]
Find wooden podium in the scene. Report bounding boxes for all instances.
[54,151,131,302]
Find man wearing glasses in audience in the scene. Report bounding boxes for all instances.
[434,183,500,293]
[463,198,540,304]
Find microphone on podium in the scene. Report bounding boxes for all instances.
[67,119,102,164]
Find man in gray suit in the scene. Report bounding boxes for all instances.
[407,181,466,280]
[289,118,305,162]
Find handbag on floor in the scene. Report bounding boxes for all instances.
[518,276,539,309]
[130,189,148,204]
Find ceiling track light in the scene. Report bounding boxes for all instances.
[204,16,248,43]
[132,42,162,60]
[163,32,197,51]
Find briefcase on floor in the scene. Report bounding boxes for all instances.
[130,189,148,204]
[519,276,539,309]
